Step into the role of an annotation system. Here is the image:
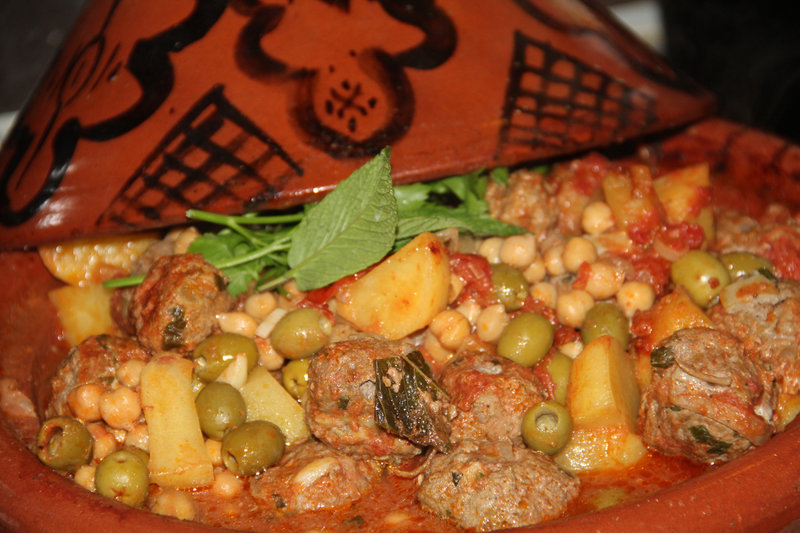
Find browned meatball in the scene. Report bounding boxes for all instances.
[250,440,382,514]
[305,335,422,460]
[638,327,775,464]
[417,439,579,532]
[46,334,150,417]
[129,254,233,353]
[709,275,800,395]
[485,168,559,237]
[439,350,546,445]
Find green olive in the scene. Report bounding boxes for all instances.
[95,448,150,508]
[545,352,572,405]
[282,358,311,400]
[221,420,285,476]
[670,250,731,308]
[720,251,775,280]
[521,400,573,455]
[195,382,247,439]
[491,263,530,311]
[497,312,554,367]
[270,308,331,360]
[36,416,93,471]
[581,302,630,348]
[192,332,259,382]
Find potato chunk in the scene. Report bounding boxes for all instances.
[557,335,646,473]
[39,232,159,286]
[240,366,310,445]
[140,356,213,488]
[653,163,714,241]
[568,336,640,429]
[336,232,450,340]
[48,284,116,346]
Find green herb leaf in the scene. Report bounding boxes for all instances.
[374,350,452,452]
[650,346,675,369]
[688,425,732,455]
[284,147,398,291]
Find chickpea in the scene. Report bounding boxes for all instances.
[244,291,278,321]
[254,336,285,370]
[562,237,597,273]
[212,468,244,498]
[170,226,200,254]
[530,282,557,308]
[116,359,146,389]
[124,423,149,452]
[499,233,538,269]
[583,262,625,300]
[556,290,594,328]
[99,386,141,431]
[74,464,96,492]
[151,488,197,521]
[429,310,471,351]
[616,281,656,318]
[544,245,566,276]
[87,422,117,461]
[581,201,614,235]
[423,331,453,364]
[478,237,503,264]
[217,312,258,337]
[67,383,105,422]
[455,299,482,325]
[523,259,546,283]
[476,304,509,342]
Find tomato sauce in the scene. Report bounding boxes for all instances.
[190,450,707,532]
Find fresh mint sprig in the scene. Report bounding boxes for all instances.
[104,148,524,296]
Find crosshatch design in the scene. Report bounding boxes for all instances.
[499,31,657,151]
[99,85,303,227]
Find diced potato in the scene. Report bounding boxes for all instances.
[336,232,450,340]
[645,287,714,348]
[555,424,647,473]
[39,232,160,286]
[240,366,310,445]
[48,284,116,346]
[653,163,714,241]
[602,166,663,239]
[140,356,213,488]
[569,336,640,430]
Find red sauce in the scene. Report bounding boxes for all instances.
[190,451,708,532]
[450,253,495,306]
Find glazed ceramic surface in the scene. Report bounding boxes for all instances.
[0,0,713,248]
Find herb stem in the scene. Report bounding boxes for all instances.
[187,209,304,226]
[103,275,146,289]
[213,236,292,270]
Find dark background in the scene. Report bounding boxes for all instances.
[1,0,798,143]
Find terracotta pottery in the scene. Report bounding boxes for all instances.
[2,0,799,531]
[2,118,800,532]
[0,0,713,249]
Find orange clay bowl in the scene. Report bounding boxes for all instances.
[2,118,800,533]
[2,0,800,531]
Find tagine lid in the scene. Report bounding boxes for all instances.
[0,0,715,249]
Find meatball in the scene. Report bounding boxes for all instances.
[305,335,421,459]
[250,440,382,514]
[46,334,150,417]
[129,254,234,353]
[439,350,546,445]
[709,275,800,395]
[417,439,579,532]
[485,168,559,237]
[638,327,775,464]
